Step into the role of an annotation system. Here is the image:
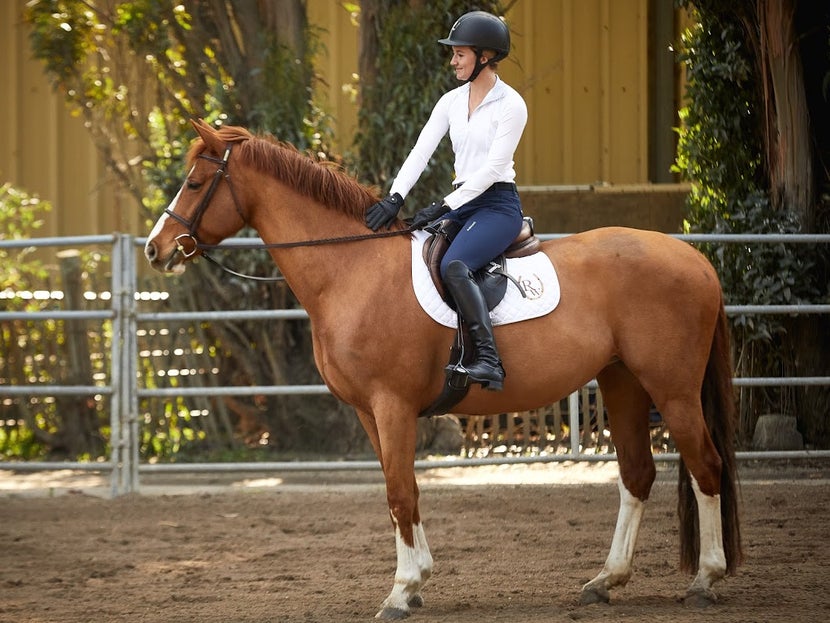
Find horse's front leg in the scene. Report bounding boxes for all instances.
[357,407,433,620]
[379,510,433,619]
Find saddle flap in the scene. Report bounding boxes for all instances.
[421,219,460,301]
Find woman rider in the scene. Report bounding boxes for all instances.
[365,10,528,392]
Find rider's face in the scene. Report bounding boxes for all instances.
[450,46,478,81]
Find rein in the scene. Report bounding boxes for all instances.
[196,227,413,251]
[199,228,413,283]
[167,143,414,283]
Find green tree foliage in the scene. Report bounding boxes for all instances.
[21,1,362,460]
[17,0,518,460]
[25,0,332,220]
[1,184,109,459]
[1,184,51,458]
[0,184,50,291]
[674,12,818,340]
[675,0,830,444]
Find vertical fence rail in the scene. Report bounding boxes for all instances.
[125,234,140,493]
[2,233,830,496]
[110,234,140,494]
[109,233,124,496]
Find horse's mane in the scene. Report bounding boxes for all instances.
[186,124,383,224]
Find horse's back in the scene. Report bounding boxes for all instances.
[543,227,720,297]
[535,226,723,379]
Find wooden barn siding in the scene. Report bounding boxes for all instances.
[2,0,683,238]
[1,1,135,238]
[503,0,649,185]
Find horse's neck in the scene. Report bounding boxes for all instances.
[251,197,406,310]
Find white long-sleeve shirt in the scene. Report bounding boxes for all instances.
[389,75,528,210]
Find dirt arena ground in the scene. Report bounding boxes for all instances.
[1,460,828,623]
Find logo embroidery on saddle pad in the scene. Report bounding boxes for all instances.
[410,230,561,328]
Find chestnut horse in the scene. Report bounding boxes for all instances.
[145,120,742,619]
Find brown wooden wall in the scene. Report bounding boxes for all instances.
[1,0,686,237]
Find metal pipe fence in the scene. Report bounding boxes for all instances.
[1,232,829,495]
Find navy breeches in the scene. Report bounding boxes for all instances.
[439,186,524,279]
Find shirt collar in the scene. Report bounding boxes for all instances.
[455,74,505,111]
[477,75,505,107]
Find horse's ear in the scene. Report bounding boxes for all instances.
[190,118,209,135]
[190,118,223,154]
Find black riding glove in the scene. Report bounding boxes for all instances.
[365,193,404,231]
[411,201,451,230]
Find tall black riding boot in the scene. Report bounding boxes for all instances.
[443,259,505,391]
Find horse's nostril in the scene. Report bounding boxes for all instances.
[144,241,157,262]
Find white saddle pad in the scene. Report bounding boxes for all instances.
[410,230,561,328]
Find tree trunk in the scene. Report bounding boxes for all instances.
[789,316,830,445]
[755,0,828,445]
[754,0,815,227]
[205,1,298,109]
[358,0,381,95]
[266,0,307,59]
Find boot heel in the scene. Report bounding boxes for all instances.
[467,366,505,391]
[482,378,503,391]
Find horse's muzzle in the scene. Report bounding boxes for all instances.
[144,240,186,274]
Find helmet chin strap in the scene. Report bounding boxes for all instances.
[464,52,489,83]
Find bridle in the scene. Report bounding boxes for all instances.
[164,145,245,260]
[163,142,413,282]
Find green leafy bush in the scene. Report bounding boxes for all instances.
[21,2,350,460]
[0,185,112,460]
[674,12,819,343]
[675,3,829,442]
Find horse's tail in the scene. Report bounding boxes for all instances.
[678,303,743,575]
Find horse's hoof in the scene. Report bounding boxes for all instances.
[684,588,717,608]
[408,594,424,608]
[375,606,410,620]
[579,587,610,605]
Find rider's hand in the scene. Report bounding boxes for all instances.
[365,193,404,231]
[411,201,450,230]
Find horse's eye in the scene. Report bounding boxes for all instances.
[186,180,203,190]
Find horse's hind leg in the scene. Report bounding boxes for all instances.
[683,476,727,605]
[581,363,655,605]
[657,394,727,605]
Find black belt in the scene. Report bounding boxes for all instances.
[453,181,517,192]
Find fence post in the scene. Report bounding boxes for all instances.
[569,391,580,456]
[109,235,124,496]
[125,234,140,493]
[109,233,140,495]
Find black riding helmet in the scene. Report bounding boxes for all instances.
[438,11,510,83]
